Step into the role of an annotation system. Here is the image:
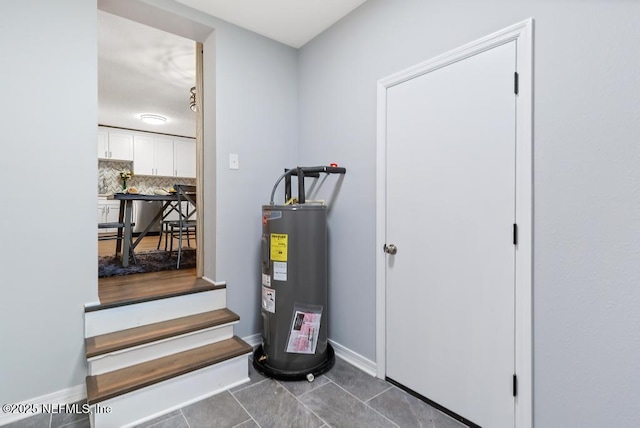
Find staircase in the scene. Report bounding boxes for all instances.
[84,279,252,427]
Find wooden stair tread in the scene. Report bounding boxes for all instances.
[85,309,239,358]
[86,336,252,405]
[90,274,224,312]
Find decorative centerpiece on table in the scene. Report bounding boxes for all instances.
[119,171,133,191]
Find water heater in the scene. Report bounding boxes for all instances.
[253,166,346,381]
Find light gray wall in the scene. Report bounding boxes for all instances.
[0,0,98,404]
[213,22,298,338]
[298,0,640,426]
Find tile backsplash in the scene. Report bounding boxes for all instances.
[98,160,196,195]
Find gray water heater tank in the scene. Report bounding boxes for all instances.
[253,166,345,380]
[259,204,331,376]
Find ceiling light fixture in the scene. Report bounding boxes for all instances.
[189,87,196,112]
[140,114,167,125]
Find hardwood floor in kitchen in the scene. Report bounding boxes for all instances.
[97,234,187,257]
[98,235,200,306]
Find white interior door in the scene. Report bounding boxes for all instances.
[385,41,517,428]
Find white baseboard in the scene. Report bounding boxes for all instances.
[201,276,226,287]
[0,384,86,426]
[329,339,377,377]
[242,333,262,349]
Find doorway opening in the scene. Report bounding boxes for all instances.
[96,5,210,305]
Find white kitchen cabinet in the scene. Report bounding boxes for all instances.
[132,135,154,175]
[133,135,174,176]
[98,127,133,161]
[173,138,196,178]
[97,128,108,159]
[98,199,122,234]
[156,137,174,176]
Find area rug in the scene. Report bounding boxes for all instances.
[98,249,196,278]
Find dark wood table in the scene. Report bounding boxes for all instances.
[109,193,180,267]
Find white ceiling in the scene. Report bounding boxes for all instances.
[98,1,367,137]
[98,11,196,137]
[175,0,368,48]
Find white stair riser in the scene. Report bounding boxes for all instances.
[85,289,226,337]
[90,355,250,428]
[88,323,237,375]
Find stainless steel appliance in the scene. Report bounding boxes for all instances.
[133,200,162,233]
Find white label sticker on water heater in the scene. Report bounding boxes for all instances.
[262,286,275,313]
[262,273,271,287]
[273,262,287,281]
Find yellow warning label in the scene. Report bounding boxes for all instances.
[270,233,288,262]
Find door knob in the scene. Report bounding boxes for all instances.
[384,244,398,255]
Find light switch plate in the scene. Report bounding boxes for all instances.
[229,153,239,170]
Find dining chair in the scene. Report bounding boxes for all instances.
[167,184,196,268]
[157,206,176,251]
[98,222,136,264]
[157,191,194,252]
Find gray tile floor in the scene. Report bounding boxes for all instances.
[5,357,466,428]
[3,407,90,428]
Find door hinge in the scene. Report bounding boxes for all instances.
[513,223,518,246]
[514,72,519,95]
[513,374,518,397]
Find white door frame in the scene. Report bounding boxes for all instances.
[375,19,534,428]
